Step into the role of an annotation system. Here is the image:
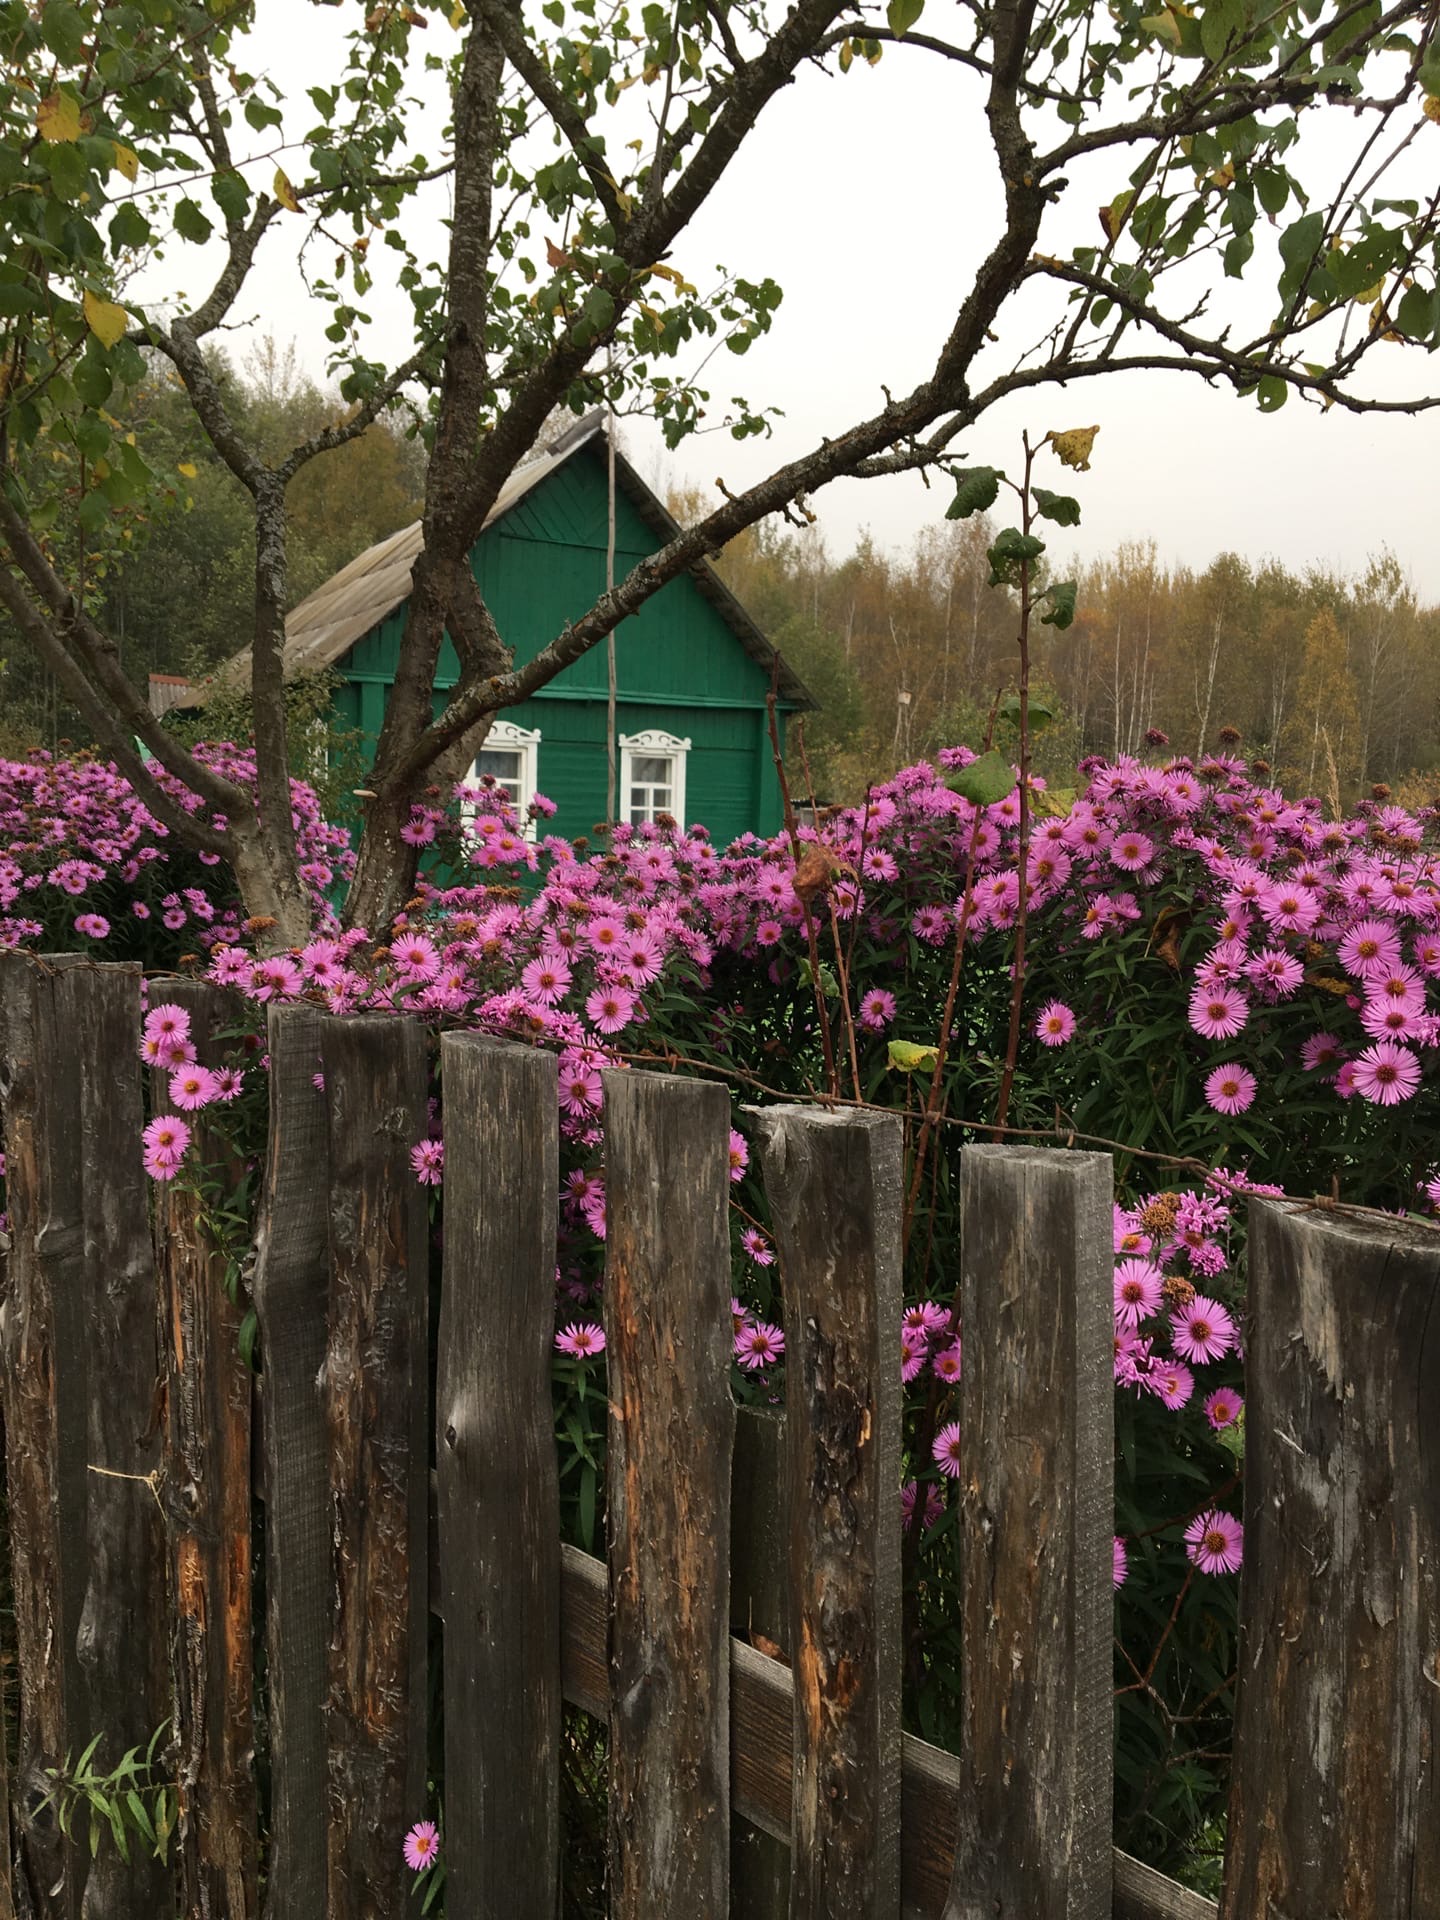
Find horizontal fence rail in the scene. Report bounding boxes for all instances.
[0,953,1435,1920]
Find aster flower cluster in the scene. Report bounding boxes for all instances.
[1109,1189,1245,1584]
[0,748,352,961]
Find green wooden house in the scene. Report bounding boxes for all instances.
[270,412,812,844]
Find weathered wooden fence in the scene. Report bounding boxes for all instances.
[0,953,1435,1920]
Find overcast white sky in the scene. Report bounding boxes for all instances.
[134,3,1440,595]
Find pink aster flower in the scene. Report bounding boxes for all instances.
[735,1320,785,1369]
[144,1004,192,1047]
[1184,1508,1243,1574]
[169,1066,218,1111]
[1300,1031,1345,1073]
[403,1821,440,1872]
[522,950,573,1004]
[1034,999,1076,1046]
[858,988,897,1031]
[1110,829,1154,872]
[584,983,637,1035]
[932,1420,963,1477]
[1204,1387,1243,1430]
[1150,1360,1195,1408]
[410,1140,444,1186]
[1113,1258,1163,1329]
[210,1066,245,1102]
[556,1322,606,1359]
[741,1226,775,1266]
[1203,1063,1257,1116]
[931,1340,962,1384]
[391,933,441,980]
[1170,1293,1237,1363]
[141,1114,191,1180]
[900,1479,945,1531]
[74,912,110,938]
[1351,1040,1421,1106]
[727,1129,749,1182]
[1425,1170,1440,1209]
[1188,985,1249,1040]
[1113,1536,1127,1590]
[1337,917,1402,978]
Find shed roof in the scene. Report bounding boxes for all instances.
[209,411,812,707]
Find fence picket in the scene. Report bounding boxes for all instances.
[320,1014,430,1916]
[947,1145,1113,1920]
[73,965,172,1920]
[150,979,256,1919]
[0,955,91,1920]
[729,1408,791,1917]
[755,1105,904,1920]
[250,1002,331,1920]
[437,1034,561,1919]
[1218,1199,1440,1920]
[603,1070,734,1920]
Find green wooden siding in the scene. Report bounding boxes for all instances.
[333,441,794,840]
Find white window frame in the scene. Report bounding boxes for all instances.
[461,719,542,837]
[619,727,690,829]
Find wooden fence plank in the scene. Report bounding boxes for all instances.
[320,1014,429,1918]
[72,965,172,1920]
[1219,1200,1440,1920]
[436,1034,560,1919]
[754,1106,904,1920]
[602,1070,734,1920]
[0,954,89,1920]
[556,1546,1213,1920]
[947,1145,1113,1920]
[149,979,256,1919]
[250,1003,330,1920]
[729,1409,791,1917]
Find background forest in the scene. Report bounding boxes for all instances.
[4,346,1437,816]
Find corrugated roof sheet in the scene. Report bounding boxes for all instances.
[202,410,813,707]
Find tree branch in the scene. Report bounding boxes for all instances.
[0,566,232,855]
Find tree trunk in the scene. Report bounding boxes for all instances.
[229,818,315,950]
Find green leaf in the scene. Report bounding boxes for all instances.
[1277,210,1324,294]
[211,170,250,224]
[999,692,1057,732]
[945,748,1018,806]
[173,198,214,245]
[1039,579,1078,629]
[1256,373,1288,411]
[108,204,152,254]
[1223,228,1254,278]
[1397,283,1438,342]
[886,0,924,35]
[887,1039,941,1074]
[944,465,1002,519]
[986,525,1045,586]
[1031,485,1080,526]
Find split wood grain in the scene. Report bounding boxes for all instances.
[1219,1199,1440,1920]
[603,1070,734,1920]
[755,1105,904,1920]
[320,1014,429,1919]
[437,1034,561,1919]
[251,1002,332,1920]
[946,1145,1114,1920]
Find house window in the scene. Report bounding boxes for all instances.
[619,729,690,828]
[462,719,541,832]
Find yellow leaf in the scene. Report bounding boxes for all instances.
[82,289,129,350]
[1048,424,1100,471]
[177,461,198,479]
[111,142,140,182]
[887,1039,940,1074]
[273,168,301,213]
[1424,94,1440,124]
[37,90,83,143]
[449,0,466,21]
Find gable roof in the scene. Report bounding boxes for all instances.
[225,410,812,706]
